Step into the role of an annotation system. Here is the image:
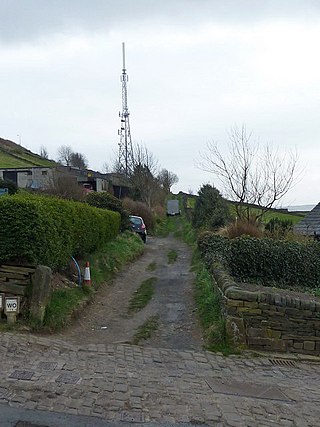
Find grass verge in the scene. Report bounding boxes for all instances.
[314,288,320,298]
[41,231,144,332]
[192,251,233,355]
[128,277,157,314]
[88,231,144,286]
[154,216,178,237]
[43,285,93,332]
[131,316,159,345]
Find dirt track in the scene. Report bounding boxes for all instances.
[57,235,203,351]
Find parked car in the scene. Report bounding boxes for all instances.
[129,215,147,243]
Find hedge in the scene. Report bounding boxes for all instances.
[0,193,120,269]
[86,191,129,231]
[198,232,320,288]
[197,232,230,267]
[0,179,18,195]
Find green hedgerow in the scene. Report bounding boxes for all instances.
[0,193,120,269]
[198,232,320,289]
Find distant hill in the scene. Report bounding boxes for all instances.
[286,204,317,212]
[0,138,56,168]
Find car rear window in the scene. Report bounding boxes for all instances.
[130,217,143,226]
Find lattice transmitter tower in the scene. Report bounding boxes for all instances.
[118,42,134,176]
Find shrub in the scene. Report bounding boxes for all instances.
[284,231,313,243]
[86,191,129,231]
[0,193,120,269]
[122,197,155,232]
[230,237,320,287]
[192,184,230,230]
[197,232,320,289]
[228,237,276,282]
[152,204,166,220]
[264,217,293,239]
[218,220,263,239]
[197,231,230,267]
[0,178,18,195]
[42,173,85,201]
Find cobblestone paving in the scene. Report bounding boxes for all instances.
[1,332,320,426]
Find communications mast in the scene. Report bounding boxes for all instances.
[118,42,134,176]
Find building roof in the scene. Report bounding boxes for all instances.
[294,202,320,235]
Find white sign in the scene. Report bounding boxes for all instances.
[0,294,3,310]
[5,298,19,313]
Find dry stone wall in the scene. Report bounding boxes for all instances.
[212,264,320,355]
[0,264,52,324]
[0,264,35,296]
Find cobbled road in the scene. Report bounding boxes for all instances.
[1,236,320,426]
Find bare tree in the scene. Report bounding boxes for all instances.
[110,158,123,174]
[40,145,49,159]
[198,125,299,222]
[57,145,73,166]
[44,172,85,201]
[70,152,88,169]
[131,143,161,207]
[101,161,111,173]
[132,143,159,176]
[106,148,126,174]
[158,169,179,193]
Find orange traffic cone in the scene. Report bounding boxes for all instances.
[84,261,91,285]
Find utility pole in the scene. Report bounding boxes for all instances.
[118,42,134,176]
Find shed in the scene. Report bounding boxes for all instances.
[294,202,320,237]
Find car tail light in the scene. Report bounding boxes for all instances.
[141,224,146,230]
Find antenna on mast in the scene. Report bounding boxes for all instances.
[122,42,126,71]
[118,42,134,176]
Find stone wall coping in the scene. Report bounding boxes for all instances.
[212,262,320,312]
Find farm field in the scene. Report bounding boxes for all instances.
[184,194,305,225]
[228,203,305,225]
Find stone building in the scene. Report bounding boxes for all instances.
[0,166,132,198]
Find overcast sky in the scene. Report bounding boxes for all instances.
[1,0,320,206]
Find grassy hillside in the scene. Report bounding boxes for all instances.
[228,203,304,224]
[0,138,56,168]
[178,192,305,224]
[262,209,304,224]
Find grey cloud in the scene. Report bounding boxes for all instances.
[1,0,319,44]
